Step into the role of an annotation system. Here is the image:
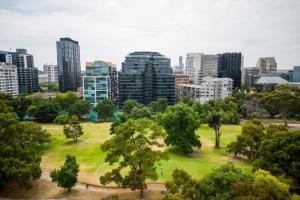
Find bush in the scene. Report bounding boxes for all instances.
[54,114,69,125]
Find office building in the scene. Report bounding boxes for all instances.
[118,51,175,106]
[176,77,233,103]
[185,53,218,84]
[56,37,81,92]
[83,60,117,107]
[242,67,260,87]
[174,56,184,73]
[43,64,59,83]
[292,66,300,82]
[173,71,189,85]
[218,52,242,88]
[0,49,39,94]
[256,57,277,74]
[0,62,19,95]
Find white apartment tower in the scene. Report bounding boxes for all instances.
[0,62,19,95]
[185,53,218,84]
[256,57,277,74]
[43,64,59,83]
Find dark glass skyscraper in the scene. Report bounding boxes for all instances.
[56,37,81,92]
[118,51,175,107]
[218,52,242,88]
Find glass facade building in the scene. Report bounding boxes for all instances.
[293,66,300,82]
[83,61,117,107]
[118,51,176,107]
[218,52,242,88]
[56,37,81,92]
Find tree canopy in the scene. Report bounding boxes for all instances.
[94,98,116,120]
[63,115,84,143]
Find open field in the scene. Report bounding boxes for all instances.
[40,122,252,185]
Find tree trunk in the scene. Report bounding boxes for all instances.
[74,135,77,143]
[140,188,144,199]
[68,187,71,193]
[215,129,220,149]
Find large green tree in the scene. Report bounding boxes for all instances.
[94,98,116,119]
[68,99,90,118]
[28,99,60,123]
[159,103,201,153]
[254,130,300,191]
[227,119,265,160]
[63,115,84,143]
[50,155,79,192]
[54,91,78,112]
[122,99,143,115]
[0,101,50,189]
[100,118,167,198]
[149,98,168,113]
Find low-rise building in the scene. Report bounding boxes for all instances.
[176,76,233,102]
[173,71,189,85]
[0,62,19,95]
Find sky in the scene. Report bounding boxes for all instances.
[0,0,299,70]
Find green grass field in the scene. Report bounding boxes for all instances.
[40,122,252,185]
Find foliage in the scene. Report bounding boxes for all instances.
[100,118,167,198]
[159,103,201,153]
[163,169,199,200]
[232,169,291,200]
[68,99,90,118]
[149,98,168,113]
[50,155,79,192]
[54,114,69,125]
[122,99,143,115]
[29,99,61,123]
[227,119,265,160]
[241,94,269,118]
[254,130,300,191]
[63,115,84,143]
[232,90,251,113]
[94,98,116,120]
[207,111,222,149]
[0,103,50,189]
[54,92,78,112]
[40,82,59,92]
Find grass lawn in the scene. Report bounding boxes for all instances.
[41,122,252,185]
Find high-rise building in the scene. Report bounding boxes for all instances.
[293,66,300,82]
[176,77,233,103]
[118,51,175,106]
[0,49,39,94]
[185,53,218,84]
[0,62,19,95]
[43,64,59,83]
[256,57,277,74]
[242,67,260,87]
[56,37,81,92]
[218,52,242,88]
[83,60,117,107]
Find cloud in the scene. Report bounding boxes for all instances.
[0,0,299,69]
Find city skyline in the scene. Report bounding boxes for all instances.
[0,0,300,69]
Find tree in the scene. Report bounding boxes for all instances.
[207,111,222,149]
[163,169,199,200]
[196,164,248,200]
[29,100,60,123]
[100,118,167,199]
[227,119,265,160]
[253,130,300,191]
[94,98,116,120]
[259,92,280,118]
[0,102,50,189]
[68,99,90,118]
[54,114,69,125]
[241,94,269,118]
[63,115,84,143]
[50,155,79,192]
[122,99,143,115]
[149,98,168,113]
[159,103,201,153]
[54,92,78,112]
[232,169,291,200]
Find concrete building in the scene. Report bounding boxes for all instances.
[43,64,58,83]
[218,52,242,88]
[83,60,117,107]
[176,76,233,103]
[118,51,175,106]
[292,66,300,82]
[56,37,81,92]
[0,49,39,94]
[185,53,218,84]
[0,62,19,95]
[173,71,189,85]
[256,57,277,75]
[38,73,48,84]
[242,67,260,87]
[255,76,288,92]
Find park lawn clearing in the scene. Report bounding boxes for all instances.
[41,122,252,185]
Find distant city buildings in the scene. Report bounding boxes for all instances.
[256,57,277,75]
[218,52,242,88]
[0,62,19,95]
[292,66,300,82]
[43,64,59,83]
[176,76,233,103]
[56,37,81,92]
[0,49,39,94]
[83,60,117,107]
[173,71,189,85]
[242,67,260,87]
[174,56,184,73]
[118,51,175,106]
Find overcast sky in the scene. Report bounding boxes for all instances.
[0,0,299,70]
